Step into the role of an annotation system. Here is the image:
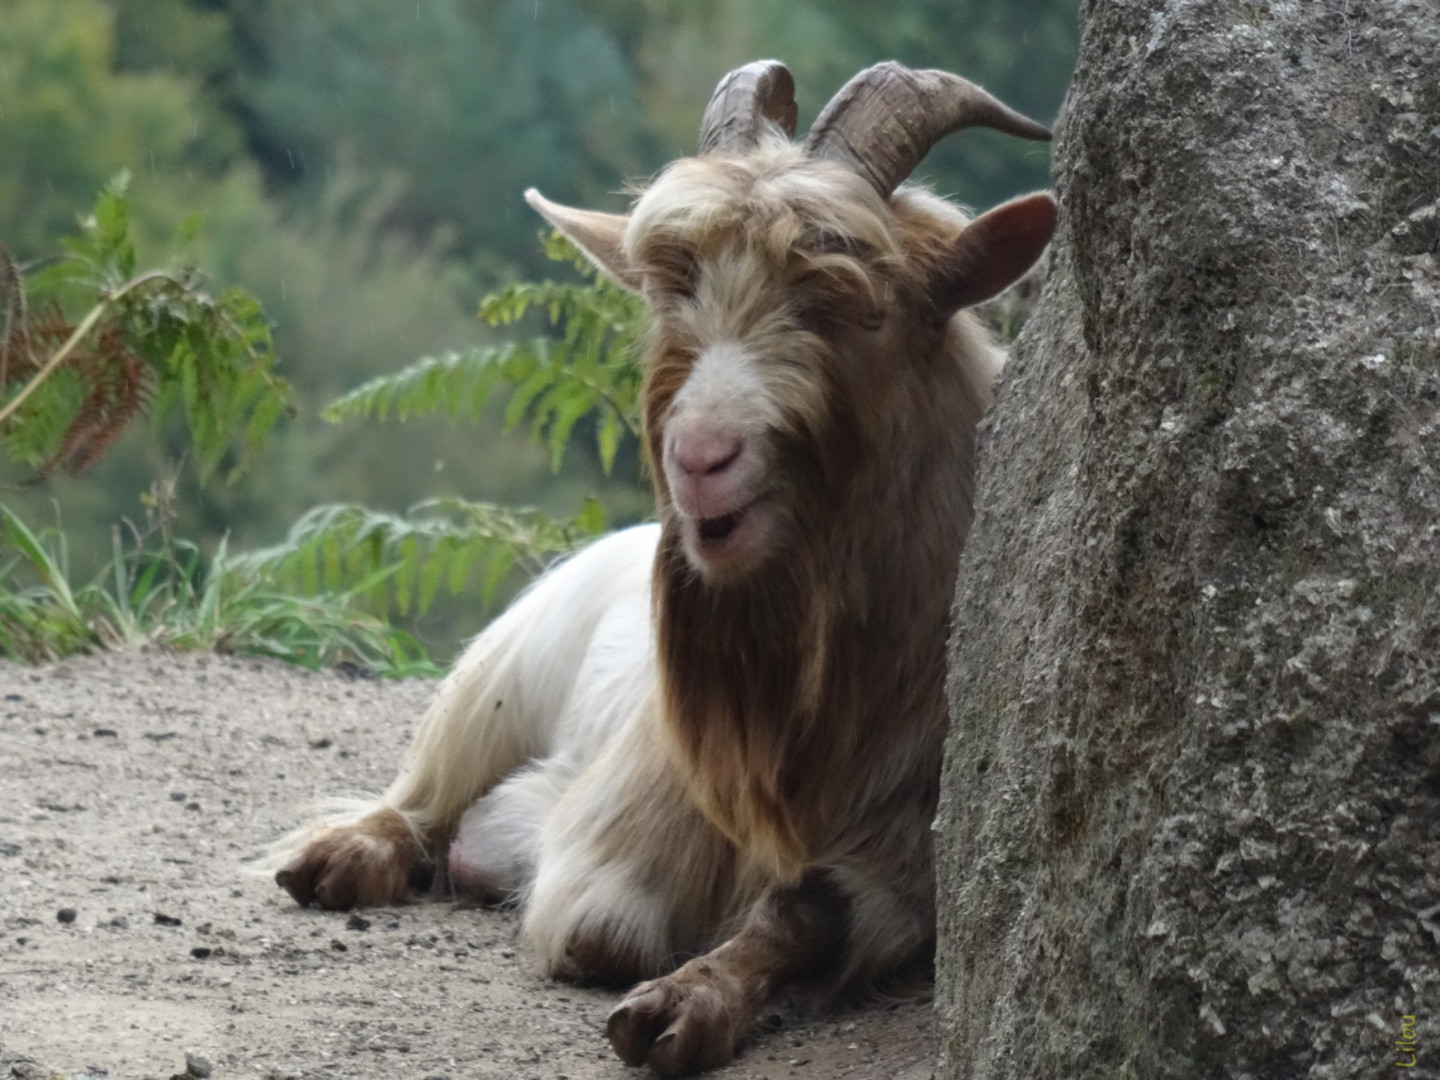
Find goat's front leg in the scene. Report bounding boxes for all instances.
[607,869,845,1075]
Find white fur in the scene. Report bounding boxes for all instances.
[522,703,761,977]
[668,340,777,445]
[383,523,659,827]
[447,543,661,909]
[265,526,661,912]
[387,520,762,974]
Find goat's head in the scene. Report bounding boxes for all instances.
[528,61,1056,585]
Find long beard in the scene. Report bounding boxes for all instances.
[651,510,876,874]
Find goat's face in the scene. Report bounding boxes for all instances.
[630,149,920,582]
[526,62,1057,585]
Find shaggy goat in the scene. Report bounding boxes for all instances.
[273,60,1055,1075]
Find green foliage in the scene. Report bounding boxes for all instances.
[0,179,429,676]
[212,0,1076,282]
[327,233,645,473]
[0,0,245,262]
[0,498,436,675]
[253,233,639,629]
[235,496,607,622]
[583,0,1075,210]
[1,175,291,483]
[225,0,648,276]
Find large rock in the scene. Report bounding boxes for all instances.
[936,1,1440,1076]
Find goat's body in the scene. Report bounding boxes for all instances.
[274,305,1000,977]
[277,311,996,989]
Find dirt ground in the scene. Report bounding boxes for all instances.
[0,648,936,1080]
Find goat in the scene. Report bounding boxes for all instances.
[272,60,1056,1075]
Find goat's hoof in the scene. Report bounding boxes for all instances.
[607,966,750,1076]
[275,811,421,910]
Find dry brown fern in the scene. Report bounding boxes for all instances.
[36,322,154,480]
[2,286,156,481]
[0,241,32,390]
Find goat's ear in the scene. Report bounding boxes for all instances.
[929,193,1057,316]
[525,188,642,292]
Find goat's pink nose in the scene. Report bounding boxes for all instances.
[670,429,743,478]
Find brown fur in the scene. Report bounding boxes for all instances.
[609,871,849,1074]
[589,139,1039,1072]
[274,806,425,909]
[629,160,986,879]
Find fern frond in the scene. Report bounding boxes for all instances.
[36,335,153,479]
[230,496,606,619]
[1,178,290,483]
[323,230,646,474]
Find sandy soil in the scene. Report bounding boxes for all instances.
[0,648,935,1080]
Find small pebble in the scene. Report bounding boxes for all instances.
[57,908,77,924]
[154,912,183,927]
[346,914,371,931]
[185,1051,213,1078]
[191,946,213,959]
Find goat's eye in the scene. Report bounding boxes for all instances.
[642,252,700,302]
[791,302,831,335]
[801,305,883,333]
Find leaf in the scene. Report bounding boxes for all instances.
[1,180,290,483]
[573,496,607,537]
[597,408,622,474]
[175,213,204,246]
[228,497,596,623]
[480,545,515,606]
[326,229,645,476]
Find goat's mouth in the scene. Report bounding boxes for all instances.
[684,497,767,567]
[696,510,743,544]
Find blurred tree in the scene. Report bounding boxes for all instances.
[0,0,546,611]
[110,0,233,84]
[217,0,650,277]
[0,0,243,260]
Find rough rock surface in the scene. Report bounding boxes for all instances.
[0,649,933,1080]
[936,1,1440,1077]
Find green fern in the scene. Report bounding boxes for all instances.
[268,231,648,633]
[0,179,428,674]
[325,232,644,473]
[234,496,608,620]
[0,500,435,675]
[0,173,291,483]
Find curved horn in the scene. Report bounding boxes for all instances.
[698,60,799,154]
[804,61,1051,197]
